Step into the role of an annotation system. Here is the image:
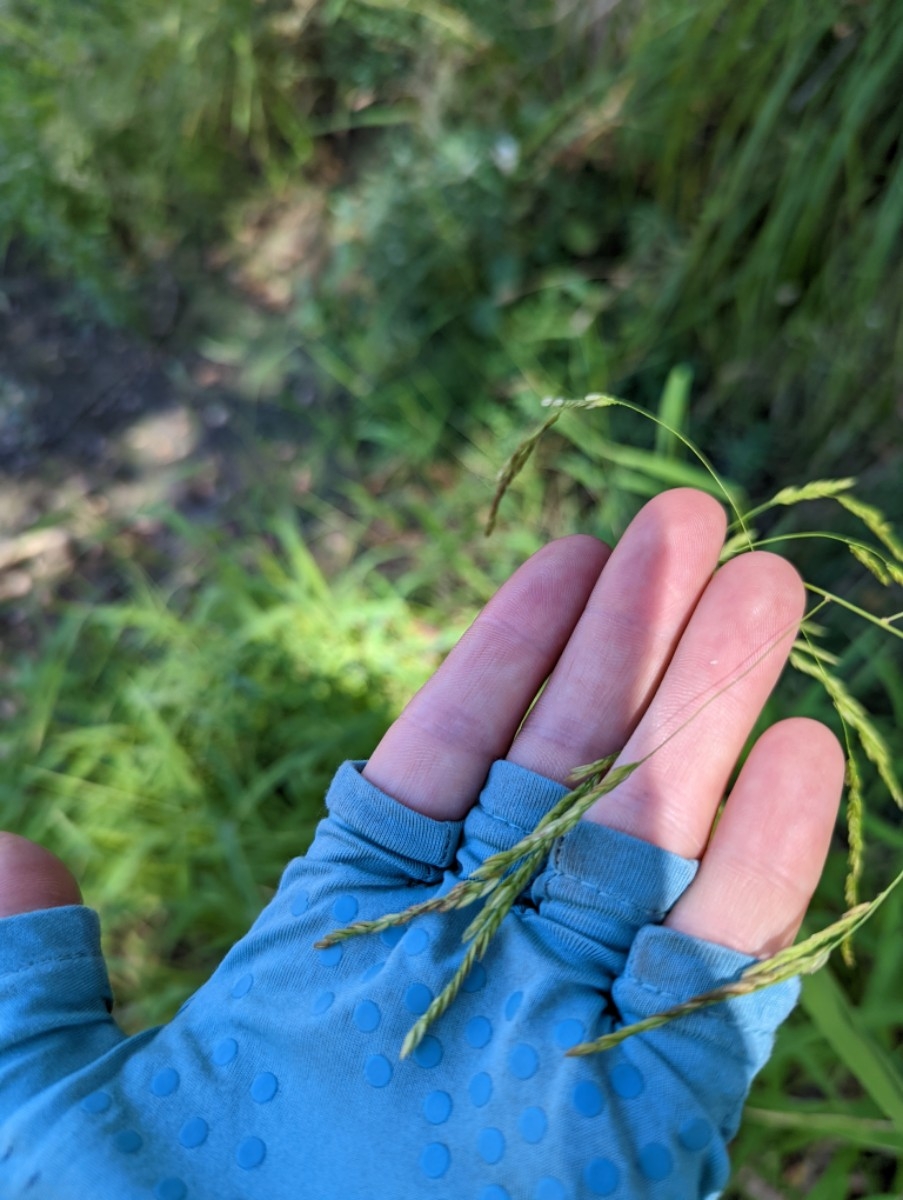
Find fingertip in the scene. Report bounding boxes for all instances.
[545,532,612,555]
[730,550,807,613]
[751,717,846,804]
[0,833,83,917]
[634,487,728,545]
[707,551,807,664]
[527,533,612,576]
[734,718,845,883]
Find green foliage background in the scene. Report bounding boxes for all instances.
[2,1,903,1195]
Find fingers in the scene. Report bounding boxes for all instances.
[363,535,611,820]
[362,486,834,971]
[0,833,83,917]
[507,489,727,782]
[665,718,845,956]
[584,551,807,859]
[364,488,727,823]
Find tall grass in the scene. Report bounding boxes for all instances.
[0,0,434,314]
[4,1,902,494]
[614,0,903,468]
[0,519,437,1028]
[1,403,901,1194]
[2,1,902,1192]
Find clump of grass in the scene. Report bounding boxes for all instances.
[0,516,437,1029]
[321,395,903,1060]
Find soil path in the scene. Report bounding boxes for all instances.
[0,267,318,642]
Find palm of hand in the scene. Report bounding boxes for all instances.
[0,490,844,1200]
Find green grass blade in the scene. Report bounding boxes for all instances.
[744,1105,903,1156]
[800,968,903,1129]
[654,364,693,459]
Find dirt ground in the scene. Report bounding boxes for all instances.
[0,264,326,644]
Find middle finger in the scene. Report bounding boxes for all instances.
[507,488,727,783]
[584,550,805,858]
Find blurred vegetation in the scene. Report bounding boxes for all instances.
[2,0,903,1195]
[0,519,444,1028]
[3,0,903,488]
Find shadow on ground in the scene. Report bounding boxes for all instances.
[0,266,333,635]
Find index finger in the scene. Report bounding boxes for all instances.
[363,535,610,820]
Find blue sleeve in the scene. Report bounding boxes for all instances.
[0,761,798,1200]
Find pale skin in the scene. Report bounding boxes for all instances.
[0,488,845,973]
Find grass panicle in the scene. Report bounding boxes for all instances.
[320,754,632,1052]
[837,495,903,564]
[789,648,903,812]
[567,893,895,1057]
[480,396,903,1052]
[485,412,562,537]
[400,938,484,1061]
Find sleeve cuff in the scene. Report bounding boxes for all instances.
[615,923,800,1065]
[0,904,108,984]
[324,760,464,872]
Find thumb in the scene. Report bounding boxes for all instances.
[0,832,83,916]
[0,834,124,1127]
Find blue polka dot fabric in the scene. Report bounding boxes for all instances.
[0,760,799,1198]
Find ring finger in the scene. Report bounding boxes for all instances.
[583,551,807,859]
[507,488,727,783]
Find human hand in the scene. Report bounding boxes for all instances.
[0,488,844,1199]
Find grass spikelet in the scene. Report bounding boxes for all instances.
[849,544,896,586]
[567,889,898,1056]
[460,851,546,946]
[400,939,483,1059]
[837,494,903,563]
[790,641,898,926]
[768,479,857,507]
[842,751,866,965]
[719,528,759,563]
[312,874,499,948]
[485,412,562,537]
[735,478,857,532]
[733,476,903,593]
[790,648,903,811]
